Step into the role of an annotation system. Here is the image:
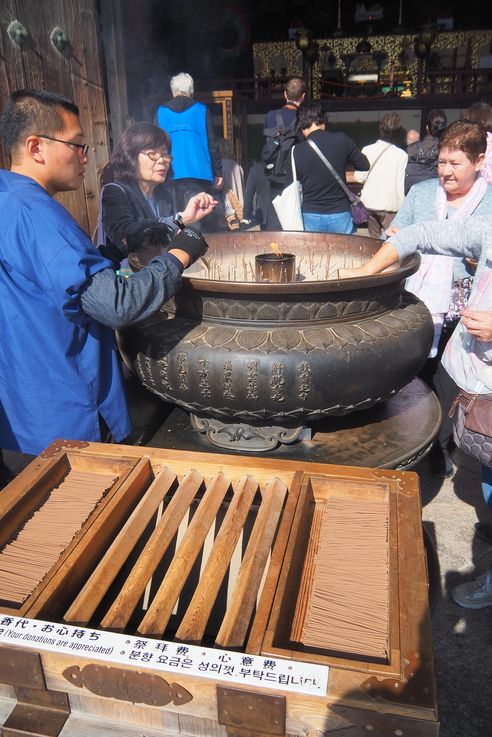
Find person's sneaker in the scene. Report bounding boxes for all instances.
[452,570,492,609]
[429,444,454,479]
[474,522,492,545]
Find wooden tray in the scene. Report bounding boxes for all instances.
[0,449,145,616]
[0,441,439,737]
[261,471,397,668]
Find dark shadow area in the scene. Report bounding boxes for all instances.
[124,373,176,446]
[420,470,447,507]
[423,521,442,614]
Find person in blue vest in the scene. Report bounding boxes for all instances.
[0,89,208,473]
[155,73,222,229]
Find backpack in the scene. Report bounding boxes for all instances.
[261,111,298,186]
[404,139,439,194]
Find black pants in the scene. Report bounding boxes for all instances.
[170,178,224,233]
[265,184,283,231]
[0,416,117,488]
[433,362,459,448]
[366,209,397,238]
[417,321,460,448]
[171,178,212,210]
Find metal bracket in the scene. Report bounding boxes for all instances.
[62,663,193,707]
[0,647,70,737]
[40,439,89,458]
[192,414,303,452]
[0,647,46,690]
[217,686,286,736]
[361,650,435,708]
[3,687,70,737]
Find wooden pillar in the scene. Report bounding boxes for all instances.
[0,0,111,235]
[99,0,130,146]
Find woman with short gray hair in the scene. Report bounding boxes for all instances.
[170,72,194,98]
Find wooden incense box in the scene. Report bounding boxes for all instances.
[0,440,438,737]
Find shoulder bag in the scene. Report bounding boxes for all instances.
[449,389,492,467]
[272,147,304,231]
[307,140,391,225]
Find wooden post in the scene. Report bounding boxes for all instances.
[0,0,111,235]
[99,0,130,146]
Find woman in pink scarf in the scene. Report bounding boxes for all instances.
[384,121,490,477]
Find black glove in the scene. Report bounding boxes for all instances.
[127,221,174,250]
[167,227,208,265]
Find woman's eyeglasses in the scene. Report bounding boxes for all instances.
[36,135,89,156]
[142,150,173,164]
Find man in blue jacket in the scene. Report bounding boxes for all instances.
[155,73,222,222]
[0,89,207,470]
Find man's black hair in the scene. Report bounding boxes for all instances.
[298,101,325,131]
[0,89,79,153]
[379,113,402,143]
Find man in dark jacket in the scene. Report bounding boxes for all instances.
[264,76,306,130]
[263,77,306,231]
[155,73,222,221]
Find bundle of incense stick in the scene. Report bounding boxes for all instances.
[0,470,116,604]
[298,497,389,660]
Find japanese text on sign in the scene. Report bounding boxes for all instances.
[0,615,329,697]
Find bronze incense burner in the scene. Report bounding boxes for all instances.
[118,232,433,451]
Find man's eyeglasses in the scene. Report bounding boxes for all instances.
[142,150,173,164]
[36,135,89,156]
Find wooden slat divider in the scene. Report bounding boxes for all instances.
[215,477,288,649]
[396,479,436,700]
[101,469,204,630]
[290,504,324,643]
[387,489,401,668]
[175,475,259,643]
[138,472,231,636]
[247,470,304,654]
[64,467,178,623]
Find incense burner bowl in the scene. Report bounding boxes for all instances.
[118,231,433,451]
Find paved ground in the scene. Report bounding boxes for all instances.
[416,447,492,737]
